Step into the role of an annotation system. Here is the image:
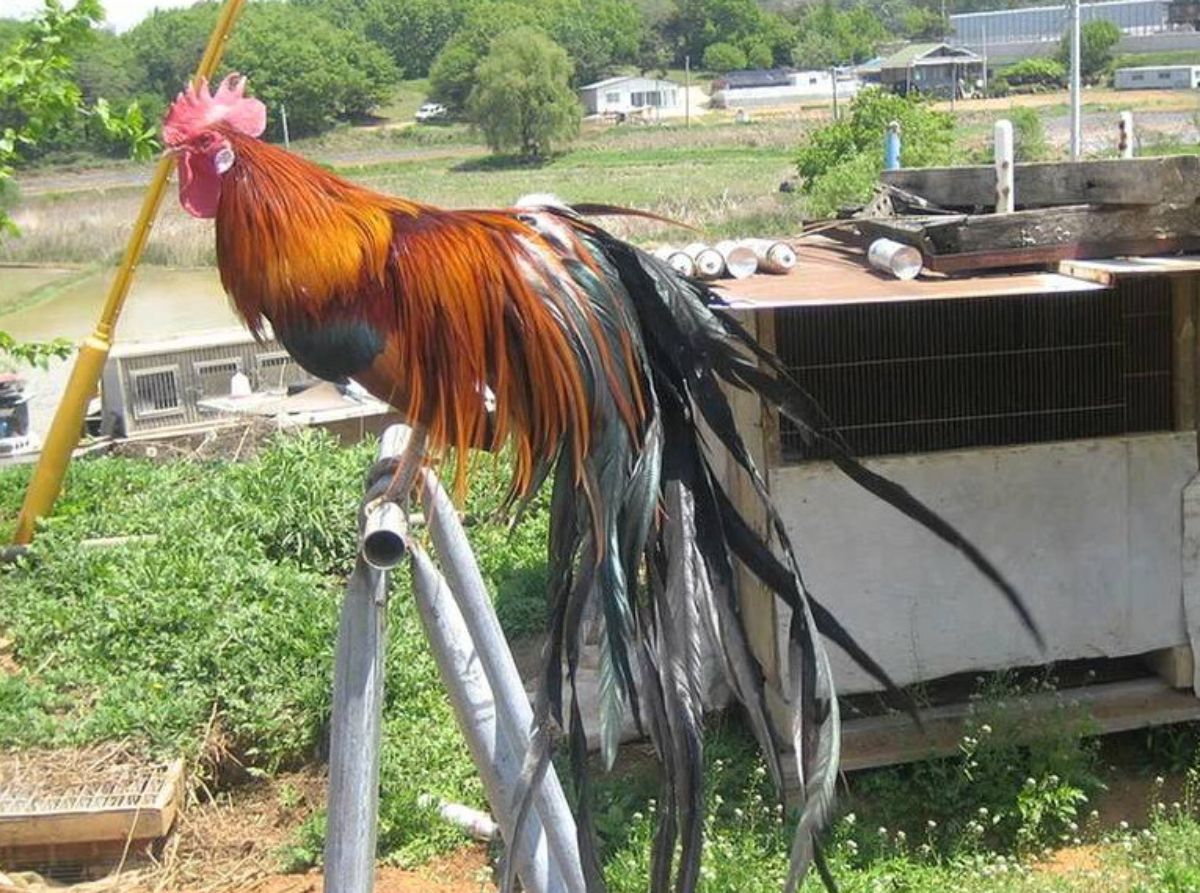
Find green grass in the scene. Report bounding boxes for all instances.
[0,431,550,866]
[2,116,813,267]
[3,433,1200,886]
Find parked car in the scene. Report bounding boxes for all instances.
[415,102,447,123]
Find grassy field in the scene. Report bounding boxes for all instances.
[0,115,811,267]
[0,431,1198,890]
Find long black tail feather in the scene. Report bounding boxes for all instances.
[498,204,1041,893]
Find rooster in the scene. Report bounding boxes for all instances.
[163,75,1039,893]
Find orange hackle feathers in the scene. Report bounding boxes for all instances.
[214,131,629,497]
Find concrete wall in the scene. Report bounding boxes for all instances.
[772,433,1198,693]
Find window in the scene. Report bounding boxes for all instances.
[605,91,621,105]
[630,91,645,106]
[809,76,819,85]
[194,358,242,398]
[256,352,297,389]
[1132,73,1145,81]
[1159,71,1173,80]
[130,366,182,418]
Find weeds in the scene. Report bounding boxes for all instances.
[0,429,550,866]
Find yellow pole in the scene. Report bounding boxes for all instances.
[12,0,247,545]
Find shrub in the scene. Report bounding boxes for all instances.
[1003,57,1066,89]
[795,88,955,210]
[1009,106,1050,162]
[703,41,749,73]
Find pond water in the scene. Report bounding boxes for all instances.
[0,266,242,438]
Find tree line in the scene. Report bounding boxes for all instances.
[1,0,966,155]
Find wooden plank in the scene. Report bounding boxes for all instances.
[723,309,781,690]
[780,678,1200,796]
[1172,276,1199,433]
[881,156,1200,209]
[0,805,170,847]
[857,203,1200,272]
[1146,645,1197,690]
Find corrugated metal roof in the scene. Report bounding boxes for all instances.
[879,43,980,69]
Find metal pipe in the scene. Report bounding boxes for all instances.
[12,0,249,545]
[713,241,758,279]
[1069,0,1082,160]
[653,246,696,278]
[683,243,724,280]
[420,470,586,893]
[359,425,426,569]
[410,546,562,893]
[739,238,795,274]
[325,559,388,893]
[884,121,902,171]
[417,795,500,842]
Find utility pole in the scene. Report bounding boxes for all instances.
[281,103,291,149]
[1069,0,1082,159]
[685,55,691,129]
[831,65,839,119]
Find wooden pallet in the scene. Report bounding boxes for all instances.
[838,677,1200,774]
[0,758,183,857]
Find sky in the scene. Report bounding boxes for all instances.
[6,0,202,32]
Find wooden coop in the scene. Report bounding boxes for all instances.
[712,159,1200,771]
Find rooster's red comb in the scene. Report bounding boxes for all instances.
[162,73,266,146]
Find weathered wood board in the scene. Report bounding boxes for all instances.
[881,156,1200,210]
[856,202,1200,273]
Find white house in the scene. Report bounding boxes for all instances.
[578,75,683,117]
[1115,64,1200,89]
[709,68,862,109]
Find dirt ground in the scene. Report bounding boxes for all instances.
[142,772,494,893]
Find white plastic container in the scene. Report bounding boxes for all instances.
[867,238,923,281]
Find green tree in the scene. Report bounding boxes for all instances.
[791,31,838,69]
[428,0,644,109]
[0,0,153,367]
[666,0,796,68]
[1056,19,1121,84]
[796,88,955,214]
[358,0,471,80]
[702,41,747,72]
[127,3,398,138]
[795,0,887,67]
[468,27,580,158]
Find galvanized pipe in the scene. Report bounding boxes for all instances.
[361,425,426,570]
[410,546,562,893]
[326,424,425,891]
[420,470,586,893]
[324,559,389,893]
